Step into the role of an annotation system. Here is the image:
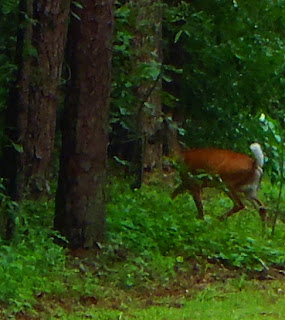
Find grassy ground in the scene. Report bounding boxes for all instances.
[1,179,284,319]
[24,277,285,320]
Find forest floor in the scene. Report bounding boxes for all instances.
[15,263,285,320]
[5,181,285,320]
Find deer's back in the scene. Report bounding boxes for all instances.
[182,148,256,189]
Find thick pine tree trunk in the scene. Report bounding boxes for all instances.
[55,0,114,248]
[4,0,71,199]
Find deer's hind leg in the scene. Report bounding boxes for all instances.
[220,190,245,220]
[246,195,267,234]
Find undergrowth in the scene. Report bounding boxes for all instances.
[0,178,283,316]
[103,180,285,290]
[0,200,70,315]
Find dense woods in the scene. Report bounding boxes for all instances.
[0,0,284,317]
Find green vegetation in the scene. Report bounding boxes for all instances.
[106,180,283,276]
[45,280,285,320]
[0,0,284,318]
[0,178,284,318]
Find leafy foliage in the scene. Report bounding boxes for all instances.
[0,199,70,314]
[0,179,283,316]
[0,0,284,317]
[164,0,285,149]
[110,0,285,170]
[101,179,285,289]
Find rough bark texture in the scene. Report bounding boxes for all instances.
[162,21,186,158]
[5,0,71,199]
[55,0,114,248]
[132,0,163,185]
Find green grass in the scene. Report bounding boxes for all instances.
[0,178,284,318]
[44,279,285,319]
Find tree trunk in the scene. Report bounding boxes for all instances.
[4,0,71,199]
[162,18,186,159]
[132,0,163,185]
[55,0,114,249]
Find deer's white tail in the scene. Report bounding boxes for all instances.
[250,143,264,168]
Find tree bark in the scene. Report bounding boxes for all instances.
[132,0,163,185]
[55,0,114,248]
[4,0,71,199]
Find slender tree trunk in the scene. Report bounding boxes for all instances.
[4,0,71,199]
[162,22,186,158]
[55,0,114,248]
[132,0,163,185]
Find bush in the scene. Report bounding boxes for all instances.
[0,199,69,313]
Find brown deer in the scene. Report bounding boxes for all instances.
[172,143,266,225]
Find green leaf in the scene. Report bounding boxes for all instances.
[72,1,83,9]
[71,11,81,21]
[11,142,23,153]
[176,256,184,263]
[174,30,183,43]
[113,156,130,167]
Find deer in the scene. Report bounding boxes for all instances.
[171,143,266,227]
